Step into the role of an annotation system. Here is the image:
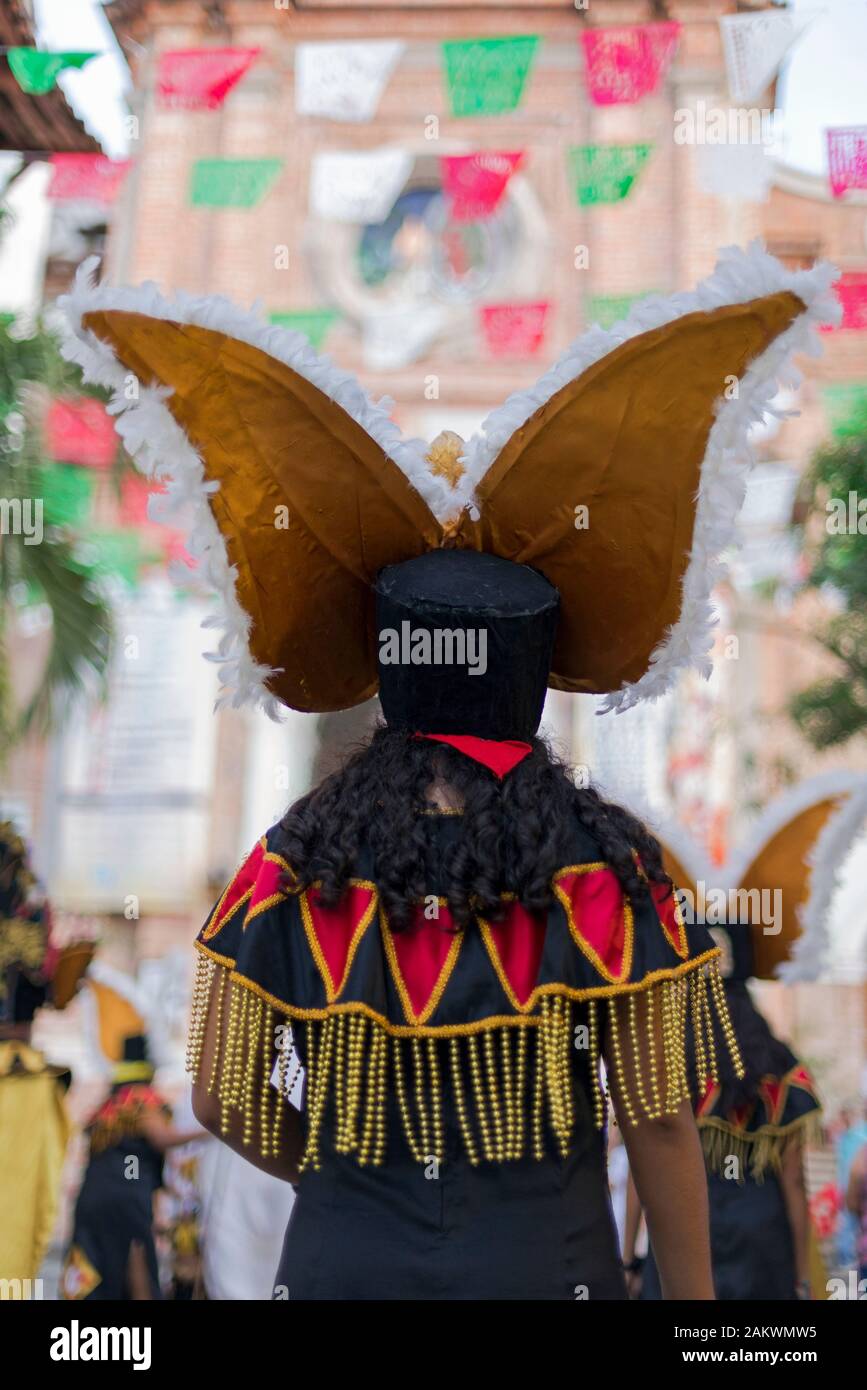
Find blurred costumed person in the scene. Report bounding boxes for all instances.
[630,774,867,1300]
[61,245,834,1299]
[0,821,93,1295]
[60,980,204,1301]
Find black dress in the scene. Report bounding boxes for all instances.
[60,1083,169,1301]
[642,1061,821,1301]
[189,813,734,1302]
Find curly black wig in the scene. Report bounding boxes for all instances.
[276,724,671,931]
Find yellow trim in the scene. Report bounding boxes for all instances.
[552,863,635,985]
[194,941,236,970]
[380,898,464,1025]
[201,836,267,941]
[112,1061,154,1083]
[300,879,378,1002]
[697,1109,822,1146]
[476,911,542,1013]
[225,947,720,1038]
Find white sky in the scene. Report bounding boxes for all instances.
[32,0,867,173]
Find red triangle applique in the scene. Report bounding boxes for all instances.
[760,1078,784,1125]
[696,1079,720,1118]
[650,879,689,959]
[202,838,265,941]
[383,902,462,1025]
[554,866,633,985]
[302,881,378,1002]
[788,1064,814,1093]
[479,901,546,1009]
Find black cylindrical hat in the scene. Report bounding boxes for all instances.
[374,550,559,740]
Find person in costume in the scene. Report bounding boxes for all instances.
[0,822,93,1295]
[627,774,867,1300]
[61,1029,204,1301]
[59,243,836,1300]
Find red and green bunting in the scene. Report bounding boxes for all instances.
[581,22,680,106]
[480,302,549,357]
[567,144,652,205]
[156,48,260,109]
[48,155,131,203]
[6,48,98,94]
[38,463,94,528]
[190,158,283,208]
[586,292,659,331]
[822,384,867,437]
[269,310,339,350]
[442,36,538,117]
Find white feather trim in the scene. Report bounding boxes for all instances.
[776,778,867,983]
[58,242,838,717]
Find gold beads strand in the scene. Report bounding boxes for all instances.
[708,963,745,1079]
[342,1014,367,1154]
[271,1027,292,1157]
[186,953,214,1081]
[645,984,662,1120]
[241,993,263,1149]
[411,1037,432,1161]
[371,1027,388,1166]
[607,995,637,1126]
[449,1037,480,1166]
[206,966,228,1097]
[531,1020,546,1159]
[259,1005,273,1157]
[483,1028,506,1161]
[558,998,575,1139]
[512,1026,528,1158]
[627,990,654,1121]
[219,982,241,1134]
[468,1033,495,1162]
[697,968,719,1085]
[587,999,606,1130]
[332,1012,347,1150]
[299,1014,337,1174]
[392,1036,424,1163]
[427,1037,445,1165]
[690,970,708,1091]
[500,1027,516,1159]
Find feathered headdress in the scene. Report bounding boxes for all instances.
[635,773,867,982]
[58,242,837,718]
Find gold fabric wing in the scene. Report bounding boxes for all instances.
[80,310,441,712]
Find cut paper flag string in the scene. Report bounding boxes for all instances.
[718,10,802,105]
[695,142,770,204]
[821,273,867,332]
[442,35,538,118]
[75,531,146,588]
[480,301,550,358]
[6,48,98,95]
[44,397,117,468]
[827,127,867,200]
[156,48,259,110]
[581,21,680,107]
[295,40,404,122]
[310,147,412,223]
[822,383,867,437]
[586,292,660,332]
[567,144,652,206]
[440,151,523,221]
[38,463,95,529]
[268,310,339,351]
[190,158,283,209]
[48,155,131,203]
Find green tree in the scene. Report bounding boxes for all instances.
[788,402,867,749]
[0,318,113,757]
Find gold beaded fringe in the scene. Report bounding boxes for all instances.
[187,954,743,1171]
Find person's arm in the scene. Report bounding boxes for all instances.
[778,1138,811,1291]
[137,1112,210,1153]
[846,1147,866,1215]
[191,963,304,1184]
[604,986,714,1300]
[622,1170,645,1297]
